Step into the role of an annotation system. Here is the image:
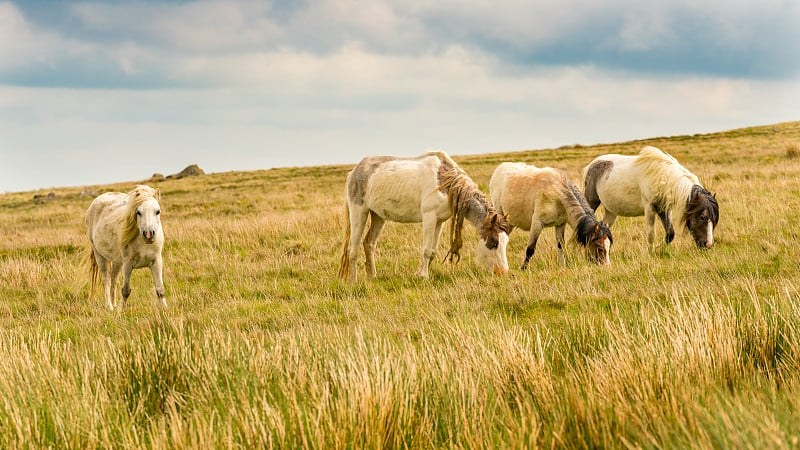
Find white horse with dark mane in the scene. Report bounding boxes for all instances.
[86,185,166,310]
[583,146,719,248]
[490,162,612,269]
[338,151,510,281]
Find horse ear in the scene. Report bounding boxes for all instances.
[491,213,498,225]
[712,192,717,199]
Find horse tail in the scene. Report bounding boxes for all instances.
[338,198,352,279]
[582,159,609,211]
[88,247,100,299]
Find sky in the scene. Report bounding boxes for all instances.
[1,0,799,193]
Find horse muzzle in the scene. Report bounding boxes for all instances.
[493,266,509,276]
[696,239,713,249]
[142,230,156,244]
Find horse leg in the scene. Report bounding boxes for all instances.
[150,255,167,308]
[601,210,617,227]
[109,262,123,310]
[656,207,675,244]
[119,263,133,310]
[346,205,370,282]
[521,221,543,271]
[430,219,445,263]
[96,254,114,310]
[363,212,385,279]
[417,212,441,278]
[555,224,567,267]
[644,205,657,249]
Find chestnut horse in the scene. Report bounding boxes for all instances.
[490,162,612,269]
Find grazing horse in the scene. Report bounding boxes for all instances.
[489,162,612,269]
[86,185,166,310]
[583,146,719,248]
[338,151,510,281]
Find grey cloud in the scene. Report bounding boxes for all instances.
[6,0,799,90]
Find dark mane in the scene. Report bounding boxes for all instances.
[568,181,596,218]
[575,215,610,246]
[685,185,719,226]
[566,180,612,247]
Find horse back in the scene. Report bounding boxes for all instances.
[349,154,448,223]
[86,193,126,229]
[86,192,127,259]
[585,154,648,217]
[492,164,566,230]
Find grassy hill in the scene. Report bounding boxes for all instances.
[1,121,799,448]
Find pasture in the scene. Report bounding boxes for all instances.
[1,121,800,448]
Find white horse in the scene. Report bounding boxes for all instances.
[86,185,166,310]
[583,146,719,248]
[338,151,510,281]
[490,162,612,269]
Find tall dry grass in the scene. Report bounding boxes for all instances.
[0,289,798,448]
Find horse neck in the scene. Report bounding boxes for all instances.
[561,180,597,230]
[464,196,491,229]
[672,177,698,226]
[643,158,698,225]
[439,168,492,229]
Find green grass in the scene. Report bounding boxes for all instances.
[1,121,800,448]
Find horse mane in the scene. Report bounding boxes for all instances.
[687,185,720,225]
[117,185,160,247]
[435,156,495,263]
[425,150,458,169]
[564,178,610,247]
[634,146,699,226]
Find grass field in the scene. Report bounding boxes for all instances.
[1,121,800,448]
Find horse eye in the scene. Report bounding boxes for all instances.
[136,210,142,216]
[156,210,161,215]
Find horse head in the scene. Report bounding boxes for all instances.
[685,186,718,248]
[476,212,510,275]
[131,186,162,245]
[577,216,613,265]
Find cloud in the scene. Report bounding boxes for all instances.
[4,0,800,90]
[0,2,66,70]
[69,1,282,53]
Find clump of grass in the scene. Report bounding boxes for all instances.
[785,143,800,159]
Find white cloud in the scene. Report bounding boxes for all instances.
[0,2,60,69]
[3,59,799,191]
